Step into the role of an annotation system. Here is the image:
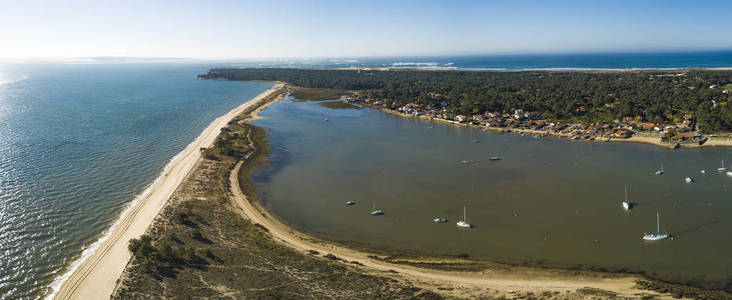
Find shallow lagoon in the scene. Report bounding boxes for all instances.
[252,97,731,281]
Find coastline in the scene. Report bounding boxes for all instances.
[52,82,284,300]
[372,105,732,149]
[109,82,723,298]
[227,140,667,298]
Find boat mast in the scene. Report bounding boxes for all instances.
[463,206,467,223]
[625,185,628,202]
[656,212,660,233]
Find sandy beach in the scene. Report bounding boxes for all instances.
[52,82,284,300]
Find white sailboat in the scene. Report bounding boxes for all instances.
[655,164,664,175]
[622,185,632,210]
[345,200,355,205]
[370,200,383,216]
[456,206,472,228]
[643,212,669,241]
[685,177,694,183]
[718,159,727,172]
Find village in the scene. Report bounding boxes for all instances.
[346,96,706,146]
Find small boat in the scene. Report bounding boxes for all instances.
[727,171,732,177]
[622,185,632,211]
[718,159,727,172]
[456,206,472,228]
[685,177,694,183]
[701,169,706,174]
[370,200,383,216]
[472,139,480,143]
[655,165,664,176]
[345,200,355,205]
[489,156,500,161]
[643,212,669,241]
[433,218,447,223]
[323,117,329,122]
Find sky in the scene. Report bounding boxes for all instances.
[1,0,731,59]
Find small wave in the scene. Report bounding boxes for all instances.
[391,62,441,67]
[45,117,214,298]
[0,74,29,86]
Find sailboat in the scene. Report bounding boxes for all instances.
[655,165,664,175]
[622,185,632,210]
[642,212,669,241]
[718,159,727,172]
[456,206,472,228]
[370,200,383,216]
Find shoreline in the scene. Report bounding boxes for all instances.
[111,81,717,298]
[51,82,284,300]
[217,92,673,298]
[372,105,732,149]
[228,148,669,298]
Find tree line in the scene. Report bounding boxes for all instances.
[199,68,732,132]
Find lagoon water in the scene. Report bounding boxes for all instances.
[252,98,731,283]
[0,64,273,299]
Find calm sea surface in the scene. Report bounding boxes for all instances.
[252,98,731,282]
[0,63,273,299]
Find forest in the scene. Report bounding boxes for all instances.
[199,68,732,132]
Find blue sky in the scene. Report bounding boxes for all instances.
[1,0,731,59]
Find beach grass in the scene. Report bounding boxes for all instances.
[289,87,352,101]
[318,100,360,109]
[113,93,439,299]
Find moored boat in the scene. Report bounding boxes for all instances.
[643,212,669,241]
[370,200,383,215]
[456,206,472,228]
[622,185,632,210]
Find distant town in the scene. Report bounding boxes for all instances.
[348,96,708,146]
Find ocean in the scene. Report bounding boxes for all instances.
[0,63,273,299]
[224,50,732,70]
[1,50,732,298]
